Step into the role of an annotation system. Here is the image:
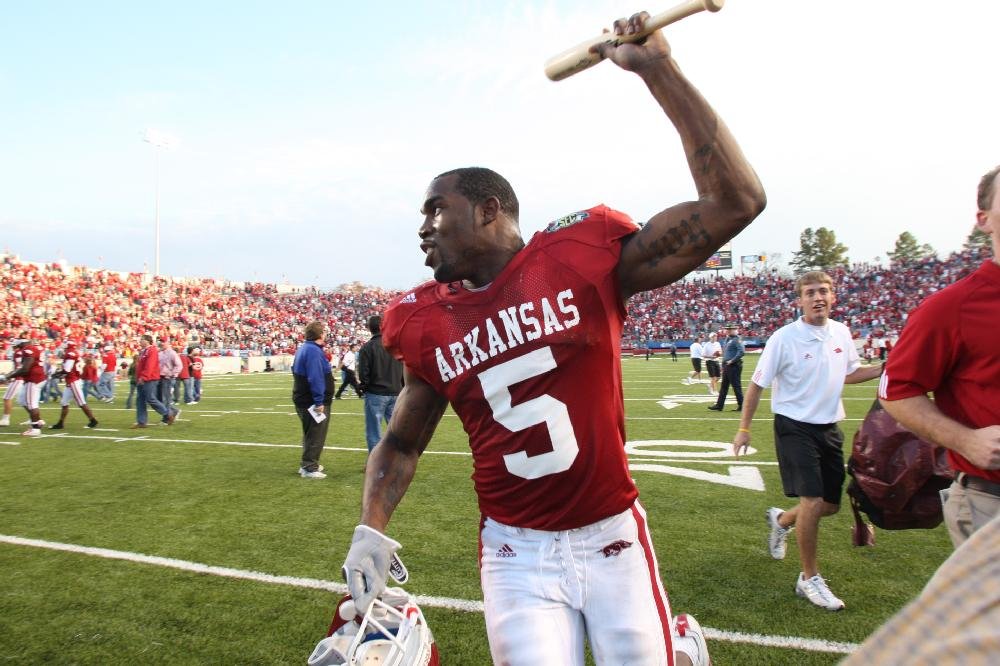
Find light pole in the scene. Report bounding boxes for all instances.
[142,128,174,277]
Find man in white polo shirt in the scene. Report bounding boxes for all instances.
[731,271,881,610]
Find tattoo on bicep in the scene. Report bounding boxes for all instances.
[694,143,713,175]
[642,213,712,268]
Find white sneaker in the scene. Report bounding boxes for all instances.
[672,613,710,666]
[766,507,791,560]
[300,469,327,479]
[0,416,9,426]
[796,573,845,611]
[681,378,692,385]
[298,465,325,475]
[21,419,44,426]
[22,428,41,437]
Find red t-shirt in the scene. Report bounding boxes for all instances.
[177,354,190,379]
[82,360,99,382]
[190,357,203,379]
[383,205,639,530]
[102,351,117,373]
[880,260,1000,482]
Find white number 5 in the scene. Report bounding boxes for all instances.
[477,347,579,480]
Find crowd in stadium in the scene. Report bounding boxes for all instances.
[0,243,988,360]
[623,244,986,347]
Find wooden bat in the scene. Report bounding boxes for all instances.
[544,0,725,82]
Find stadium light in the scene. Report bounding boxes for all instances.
[142,128,176,277]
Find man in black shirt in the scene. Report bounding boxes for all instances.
[357,315,403,453]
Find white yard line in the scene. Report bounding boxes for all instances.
[0,432,472,455]
[0,533,859,655]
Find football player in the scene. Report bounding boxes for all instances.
[4,334,49,436]
[0,338,30,427]
[342,11,764,665]
[49,341,99,430]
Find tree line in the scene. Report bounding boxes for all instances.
[787,226,991,272]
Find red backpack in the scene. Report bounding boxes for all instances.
[846,399,954,545]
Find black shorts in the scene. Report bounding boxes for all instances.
[773,413,845,504]
[706,360,721,378]
[690,358,702,372]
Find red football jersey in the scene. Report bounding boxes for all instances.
[383,205,639,530]
[190,358,203,379]
[21,344,47,383]
[63,349,84,383]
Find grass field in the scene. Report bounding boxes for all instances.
[0,355,953,664]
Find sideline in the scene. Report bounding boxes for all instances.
[0,533,858,655]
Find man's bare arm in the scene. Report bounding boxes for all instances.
[880,395,1000,470]
[845,364,882,384]
[598,13,766,298]
[360,367,448,531]
[733,381,765,457]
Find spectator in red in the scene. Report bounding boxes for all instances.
[133,334,176,428]
[189,348,203,404]
[81,355,100,402]
[177,346,192,404]
[96,344,117,402]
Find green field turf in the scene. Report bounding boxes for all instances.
[0,356,952,664]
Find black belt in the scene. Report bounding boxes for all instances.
[958,473,1000,497]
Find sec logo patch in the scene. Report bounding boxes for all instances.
[545,211,589,233]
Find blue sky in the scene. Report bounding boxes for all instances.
[2,1,998,289]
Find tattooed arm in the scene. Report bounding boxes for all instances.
[596,12,766,299]
[360,366,448,531]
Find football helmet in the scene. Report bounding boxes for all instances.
[673,613,711,666]
[308,587,439,666]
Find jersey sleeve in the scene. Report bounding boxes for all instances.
[879,292,957,400]
[382,282,437,384]
[538,205,638,273]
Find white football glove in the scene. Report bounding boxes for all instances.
[342,525,402,613]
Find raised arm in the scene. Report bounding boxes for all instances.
[596,12,766,298]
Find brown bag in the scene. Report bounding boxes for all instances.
[846,398,954,543]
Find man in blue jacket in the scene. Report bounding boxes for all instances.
[292,321,334,479]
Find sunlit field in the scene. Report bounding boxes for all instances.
[0,355,952,664]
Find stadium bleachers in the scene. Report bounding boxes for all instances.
[1,246,987,358]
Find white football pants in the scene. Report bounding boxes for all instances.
[480,500,674,665]
[61,379,88,407]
